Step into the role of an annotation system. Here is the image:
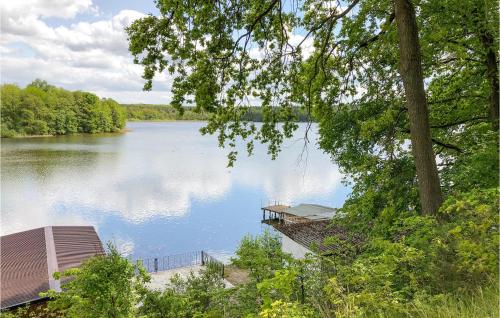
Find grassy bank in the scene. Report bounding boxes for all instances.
[401,285,499,318]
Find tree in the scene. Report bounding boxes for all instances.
[127,0,499,215]
[1,81,127,136]
[415,0,499,193]
[138,266,227,317]
[0,84,22,136]
[28,79,55,92]
[43,244,149,318]
[232,230,292,282]
[393,0,442,214]
[103,99,127,130]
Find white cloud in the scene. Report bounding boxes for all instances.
[0,1,172,103]
[2,0,97,21]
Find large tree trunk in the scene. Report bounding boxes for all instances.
[472,3,499,132]
[394,0,443,215]
[481,32,499,131]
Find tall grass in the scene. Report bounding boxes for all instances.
[360,283,499,318]
[407,285,499,318]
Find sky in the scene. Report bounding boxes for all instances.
[0,0,325,104]
[0,0,175,104]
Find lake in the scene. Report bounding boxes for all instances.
[1,122,349,261]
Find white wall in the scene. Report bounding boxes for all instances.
[280,233,312,259]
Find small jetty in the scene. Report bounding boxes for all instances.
[136,250,224,275]
[136,251,232,289]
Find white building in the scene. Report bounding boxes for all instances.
[280,231,313,259]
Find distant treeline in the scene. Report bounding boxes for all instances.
[0,80,311,137]
[123,104,210,121]
[124,104,310,122]
[243,107,310,122]
[1,80,126,137]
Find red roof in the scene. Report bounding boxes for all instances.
[1,226,104,309]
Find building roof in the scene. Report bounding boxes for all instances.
[1,226,104,309]
[261,204,290,214]
[272,220,363,255]
[283,204,337,220]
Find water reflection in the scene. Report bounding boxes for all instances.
[1,122,349,257]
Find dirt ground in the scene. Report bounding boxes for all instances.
[224,265,250,286]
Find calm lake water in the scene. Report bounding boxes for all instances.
[1,122,349,260]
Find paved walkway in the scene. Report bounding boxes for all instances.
[147,265,234,290]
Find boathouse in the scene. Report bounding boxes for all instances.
[271,220,357,258]
[0,226,104,310]
[262,203,362,259]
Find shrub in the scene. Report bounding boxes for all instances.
[43,244,149,318]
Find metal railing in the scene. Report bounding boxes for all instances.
[136,250,224,277]
[201,251,225,277]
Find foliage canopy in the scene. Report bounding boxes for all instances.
[1,80,126,137]
[127,0,498,216]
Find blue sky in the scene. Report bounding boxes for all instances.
[1,0,170,103]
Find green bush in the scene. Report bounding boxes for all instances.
[42,244,149,318]
[320,188,499,317]
[232,230,292,282]
[139,266,226,318]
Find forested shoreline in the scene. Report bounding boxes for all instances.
[1,80,126,137]
[124,104,310,122]
[0,81,313,138]
[124,104,210,121]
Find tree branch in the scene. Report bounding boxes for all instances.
[357,12,395,50]
[430,116,488,129]
[295,0,361,50]
[431,138,462,153]
[216,0,280,60]
[402,128,462,152]
[428,94,486,105]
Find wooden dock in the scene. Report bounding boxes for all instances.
[262,204,308,224]
[262,203,337,224]
[261,204,289,223]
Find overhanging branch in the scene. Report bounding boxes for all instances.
[430,116,488,129]
[402,129,462,152]
[431,138,462,153]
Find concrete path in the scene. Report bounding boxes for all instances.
[147,265,234,290]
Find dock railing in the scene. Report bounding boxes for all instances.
[136,250,224,277]
[201,251,225,277]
